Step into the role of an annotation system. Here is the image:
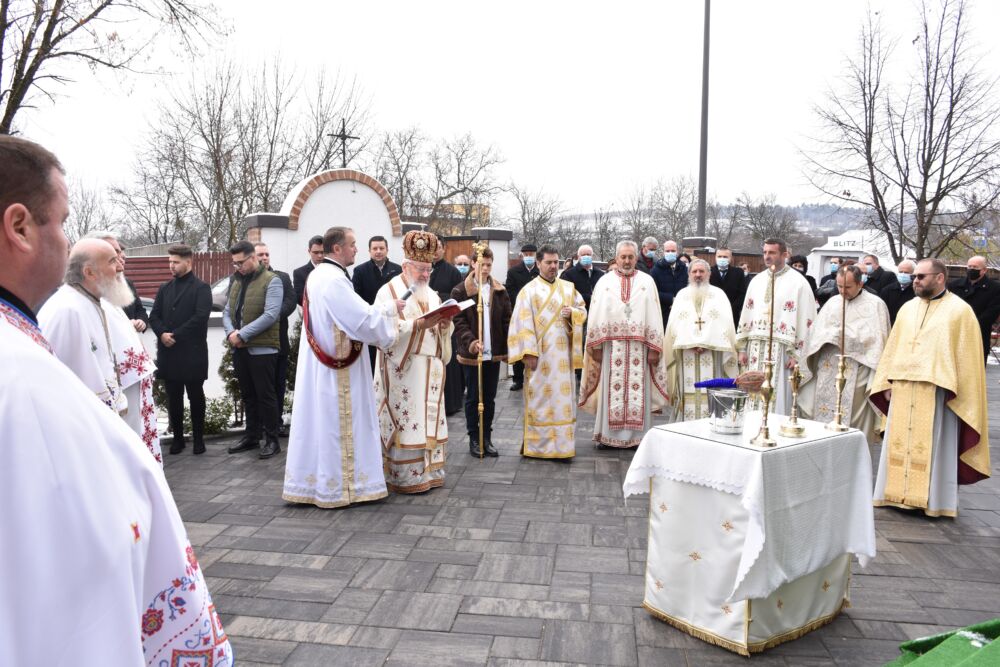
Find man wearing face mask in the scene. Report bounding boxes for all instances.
[505,243,539,390]
[788,255,818,297]
[636,236,658,274]
[879,259,916,325]
[650,239,688,324]
[949,255,1000,362]
[709,247,746,325]
[559,244,604,311]
[816,256,842,308]
[861,254,898,295]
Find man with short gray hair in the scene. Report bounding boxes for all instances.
[637,236,658,273]
[559,243,604,310]
[880,259,916,325]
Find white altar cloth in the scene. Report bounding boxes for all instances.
[624,412,876,654]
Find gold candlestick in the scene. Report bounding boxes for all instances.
[826,285,850,432]
[751,265,778,448]
[779,363,806,438]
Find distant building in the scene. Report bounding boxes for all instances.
[807,230,915,282]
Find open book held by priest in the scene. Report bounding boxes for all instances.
[417,298,474,321]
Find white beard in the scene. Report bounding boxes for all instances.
[689,280,709,311]
[101,274,136,308]
[410,280,431,306]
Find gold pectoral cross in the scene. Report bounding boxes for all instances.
[694,315,705,332]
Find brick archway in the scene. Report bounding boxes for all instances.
[287,169,401,235]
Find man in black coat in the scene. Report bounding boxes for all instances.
[861,254,898,296]
[709,248,746,325]
[256,243,298,435]
[149,244,212,455]
[429,239,467,415]
[559,243,605,311]
[123,276,150,331]
[650,239,688,324]
[352,235,402,373]
[292,235,325,306]
[949,255,1000,362]
[789,255,818,296]
[879,259,915,325]
[504,243,538,390]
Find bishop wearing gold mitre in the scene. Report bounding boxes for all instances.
[374,230,453,494]
[871,258,990,517]
[507,243,586,459]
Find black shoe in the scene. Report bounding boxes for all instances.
[169,438,186,455]
[469,437,483,457]
[278,424,289,438]
[484,438,499,457]
[510,383,523,391]
[259,438,281,459]
[228,436,259,454]
[193,440,206,455]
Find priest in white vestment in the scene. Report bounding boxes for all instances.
[663,259,739,421]
[374,230,454,493]
[39,239,128,415]
[736,239,816,415]
[508,244,586,458]
[0,134,233,666]
[799,265,890,443]
[88,233,162,462]
[283,227,401,508]
[579,240,667,447]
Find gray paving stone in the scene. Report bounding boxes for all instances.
[524,521,592,546]
[491,636,541,660]
[256,569,352,603]
[385,630,493,667]
[475,553,554,585]
[554,544,630,574]
[225,636,298,664]
[366,590,464,631]
[539,619,637,666]
[213,594,329,622]
[350,557,439,591]
[321,587,383,624]
[452,613,545,637]
[284,644,390,667]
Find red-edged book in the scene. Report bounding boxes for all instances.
[416,298,475,322]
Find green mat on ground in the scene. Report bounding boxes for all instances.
[885,618,1000,666]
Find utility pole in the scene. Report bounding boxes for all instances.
[696,0,711,236]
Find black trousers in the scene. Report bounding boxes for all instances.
[512,360,525,385]
[233,349,279,441]
[275,353,289,420]
[369,345,379,377]
[164,379,206,443]
[463,361,500,438]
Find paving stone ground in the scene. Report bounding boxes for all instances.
[165,365,1000,666]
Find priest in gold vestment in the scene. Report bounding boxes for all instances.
[799,264,890,444]
[507,244,586,458]
[662,259,737,421]
[871,259,990,517]
[579,241,669,446]
[374,231,453,493]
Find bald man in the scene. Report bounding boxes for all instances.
[879,259,916,325]
[949,255,1000,362]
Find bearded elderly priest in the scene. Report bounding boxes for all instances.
[89,231,162,463]
[799,264,890,444]
[579,240,668,448]
[508,243,586,458]
[374,230,454,493]
[663,258,738,421]
[871,258,990,517]
[736,238,816,415]
[282,226,403,508]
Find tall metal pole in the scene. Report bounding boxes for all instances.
[696,0,711,236]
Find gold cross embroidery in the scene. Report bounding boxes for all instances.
[721,604,732,615]
[721,520,734,532]
[822,581,831,592]
[694,315,705,331]
[776,599,784,610]
[654,579,663,591]
[659,502,668,513]
[689,552,702,562]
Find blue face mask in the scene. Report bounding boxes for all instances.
[457,265,469,276]
[861,274,868,284]
[645,250,656,259]
[523,256,535,268]
[829,263,838,274]
[579,255,593,267]
[717,258,730,270]
[664,252,678,264]
[897,273,912,286]
[865,263,874,274]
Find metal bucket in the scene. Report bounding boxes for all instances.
[708,388,749,435]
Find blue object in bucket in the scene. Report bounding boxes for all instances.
[694,378,738,389]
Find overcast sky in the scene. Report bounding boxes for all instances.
[19,0,1000,217]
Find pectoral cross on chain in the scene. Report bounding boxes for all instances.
[694,314,705,332]
[623,302,633,320]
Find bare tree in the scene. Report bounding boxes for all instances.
[373,127,426,219]
[706,198,739,248]
[113,146,189,247]
[735,192,801,244]
[549,214,589,259]
[1,0,220,134]
[117,60,369,249]
[651,175,697,241]
[621,185,657,243]
[508,183,562,247]
[806,0,1000,261]
[66,178,117,243]
[592,207,617,261]
[424,134,503,234]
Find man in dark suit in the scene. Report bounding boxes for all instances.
[861,254,898,295]
[879,259,915,325]
[430,238,466,415]
[636,236,658,274]
[949,255,1000,362]
[292,235,325,306]
[709,247,746,325]
[559,243,604,310]
[789,255,818,297]
[504,243,539,390]
[352,234,403,373]
[149,244,212,455]
[255,243,298,436]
